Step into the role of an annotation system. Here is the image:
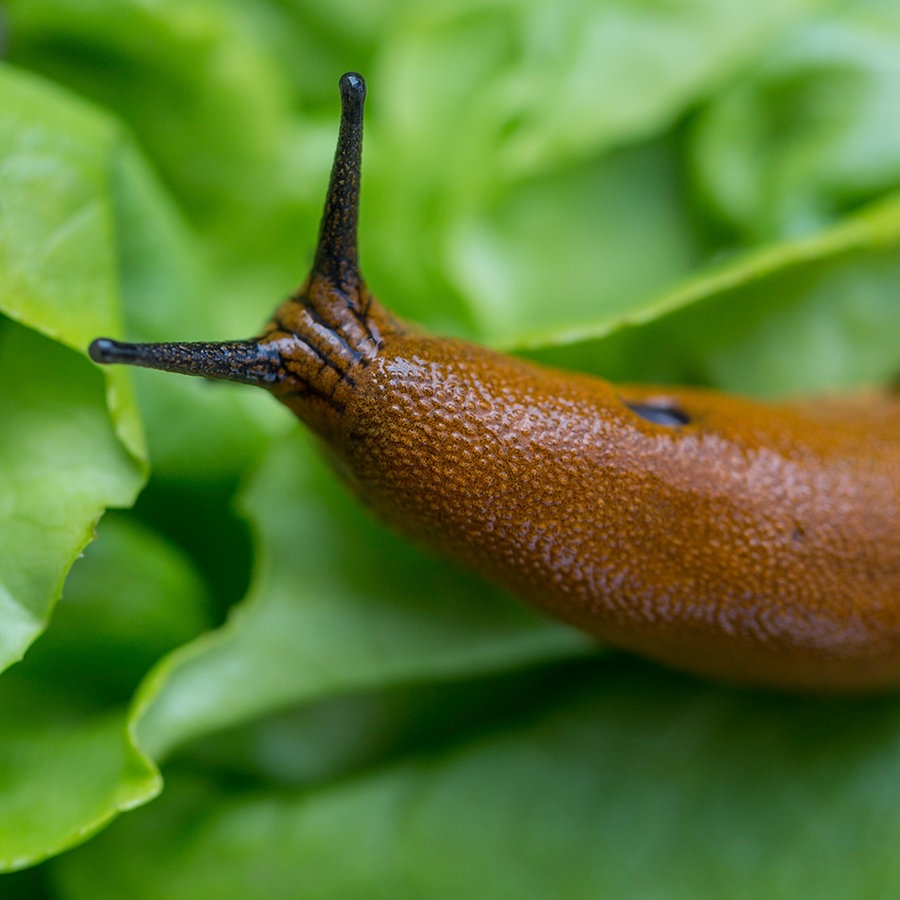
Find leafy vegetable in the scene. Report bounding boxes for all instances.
[0,514,207,870]
[52,664,900,900]
[0,68,146,672]
[1,0,899,895]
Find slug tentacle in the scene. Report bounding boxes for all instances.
[312,71,366,297]
[272,70,403,364]
[87,337,284,385]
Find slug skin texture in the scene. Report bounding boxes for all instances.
[90,73,900,692]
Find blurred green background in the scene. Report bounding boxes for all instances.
[1,0,900,897]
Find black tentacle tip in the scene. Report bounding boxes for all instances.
[339,72,366,106]
[89,337,147,366]
[88,337,120,364]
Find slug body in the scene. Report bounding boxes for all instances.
[90,74,900,692]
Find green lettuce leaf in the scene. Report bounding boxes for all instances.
[524,190,900,396]
[0,66,207,870]
[692,0,900,240]
[0,68,146,670]
[52,663,900,900]
[0,512,208,870]
[0,323,138,670]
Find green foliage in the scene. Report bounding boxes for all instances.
[0,0,898,895]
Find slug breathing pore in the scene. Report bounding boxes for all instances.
[90,72,900,693]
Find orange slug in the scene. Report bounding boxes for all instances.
[90,73,900,692]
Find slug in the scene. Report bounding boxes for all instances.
[90,73,900,692]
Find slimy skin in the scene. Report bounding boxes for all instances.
[90,74,900,691]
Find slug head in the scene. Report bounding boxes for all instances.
[89,72,402,437]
